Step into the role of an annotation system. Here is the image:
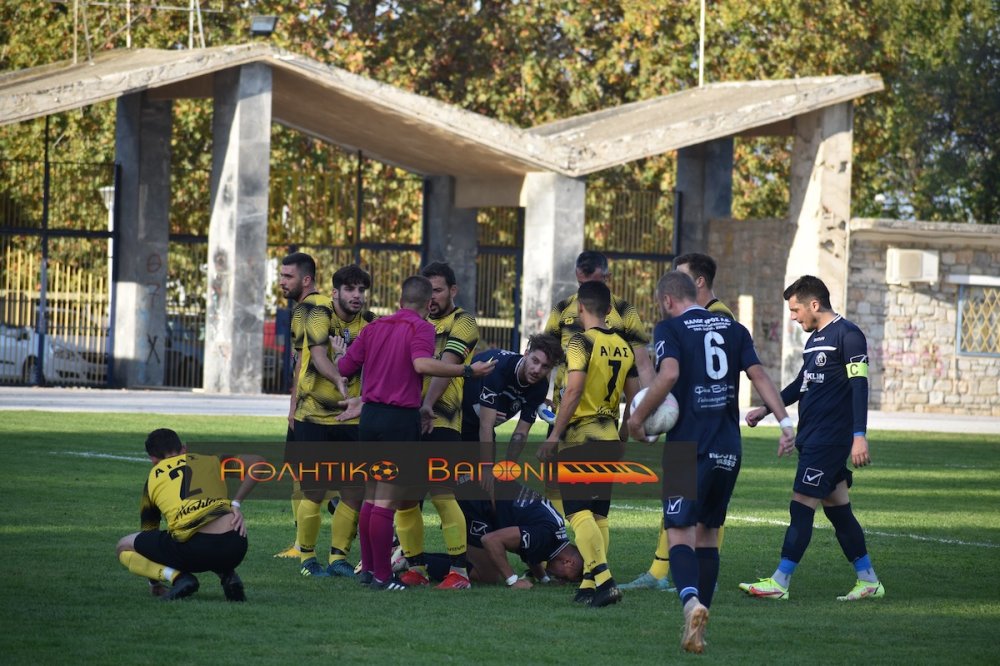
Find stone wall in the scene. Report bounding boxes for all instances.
[707,217,1000,416]
[708,217,794,393]
[848,219,1000,416]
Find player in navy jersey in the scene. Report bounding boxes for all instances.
[460,334,563,464]
[628,271,794,654]
[740,275,885,603]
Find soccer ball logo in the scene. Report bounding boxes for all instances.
[370,460,399,482]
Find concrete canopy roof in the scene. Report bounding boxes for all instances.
[0,43,883,181]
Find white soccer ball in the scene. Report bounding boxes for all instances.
[630,388,680,436]
[391,545,408,573]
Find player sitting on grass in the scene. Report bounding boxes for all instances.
[115,428,262,601]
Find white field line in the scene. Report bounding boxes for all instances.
[57,450,148,463]
[611,502,1000,549]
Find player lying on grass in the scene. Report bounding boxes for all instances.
[115,428,263,601]
[410,480,583,588]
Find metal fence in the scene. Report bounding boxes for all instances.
[0,159,115,387]
[1,155,674,389]
[585,188,675,334]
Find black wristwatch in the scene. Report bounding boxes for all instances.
[463,364,473,378]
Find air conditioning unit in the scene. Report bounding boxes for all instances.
[885,248,939,285]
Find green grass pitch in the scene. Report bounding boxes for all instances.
[1,410,998,664]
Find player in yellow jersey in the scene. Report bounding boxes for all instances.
[291,264,370,578]
[543,252,652,516]
[396,262,480,590]
[540,281,640,608]
[115,428,261,601]
[273,252,319,560]
[623,252,735,592]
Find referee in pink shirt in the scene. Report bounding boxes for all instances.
[334,275,495,590]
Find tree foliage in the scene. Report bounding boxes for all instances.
[1,0,997,224]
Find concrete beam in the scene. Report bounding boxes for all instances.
[112,92,172,388]
[781,102,853,385]
[423,175,479,313]
[677,138,733,255]
[519,173,585,342]
[204,63,272,394]
[454,176,524,208]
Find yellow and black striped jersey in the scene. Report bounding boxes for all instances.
[140,453,231,543]
[545,292,648,411]
[423,307,479,432]
[706,298,735,319]
[295,296,375,425]
[564,327,637,429]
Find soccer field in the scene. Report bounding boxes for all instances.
[1,410,997,664]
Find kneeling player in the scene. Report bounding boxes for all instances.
[421,481,583,587]
[115,428,262,601]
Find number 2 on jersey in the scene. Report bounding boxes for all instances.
[168,464,203,500]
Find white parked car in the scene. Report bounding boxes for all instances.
[0,323,107,385]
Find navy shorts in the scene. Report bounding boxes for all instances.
[459,498,564,566]
[793,443,854,499]
[134,529,247,575]
[663,452,741,529]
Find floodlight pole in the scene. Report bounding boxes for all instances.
[698,0,705,87]
[73,0,78,64]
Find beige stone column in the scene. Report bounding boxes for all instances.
[782,102,853,386]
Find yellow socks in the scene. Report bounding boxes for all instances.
[329,501,359,563]
[296,499,322,562]
[649,525,671,579]
[395,505,424,560]
[596,515,610,556]
[119,550,178,583]
[431,495,467,558]
[569,510,611,587]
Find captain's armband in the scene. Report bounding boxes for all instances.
[845,362,868,378]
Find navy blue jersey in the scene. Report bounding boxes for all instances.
[654,306,761,456]
[460,483,569,564]
[784,316,869,448]
[461,350,548,431]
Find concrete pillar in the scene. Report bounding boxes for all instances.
[204,63,272,394]
[676,137,733,254]
[781,102,853,386]
[112,92,172,388]
[422,175,478,313]
[519,173,585,341]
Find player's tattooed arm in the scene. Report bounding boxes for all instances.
[506,430,527,462]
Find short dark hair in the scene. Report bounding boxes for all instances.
[145,428,184,459]
[401,275,433,307]
[783,275,832,310]
[576,251,609,278]
[674,252,718,288]
[656,270,697,302]
[577,280,612,318]
[526,333,565,366]
[333,264,372,291]
[421,261,456,287]
[282,252,316,280]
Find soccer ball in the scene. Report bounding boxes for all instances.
[391,545,408,573]
[630,388,680,436]
[369,460,399,482]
